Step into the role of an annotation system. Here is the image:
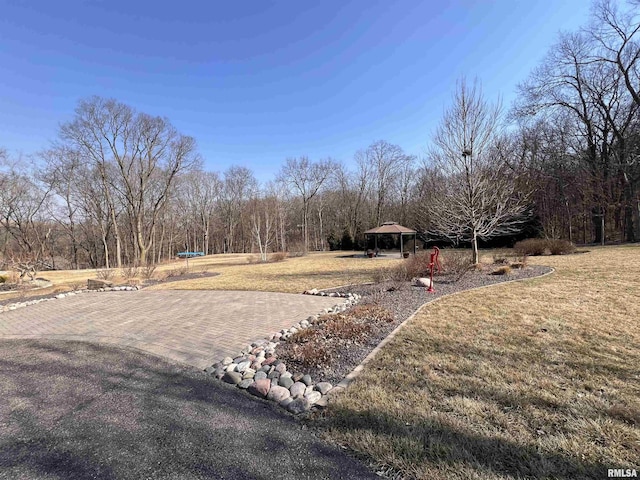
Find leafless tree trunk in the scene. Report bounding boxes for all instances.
[60,97,200,265]
[277,157,335,253]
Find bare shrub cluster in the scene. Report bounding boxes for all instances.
[96,268,115,280]
[120,265,139,280]
[279,304,392,370]
[514,238,575,256]
[247,251,288,264]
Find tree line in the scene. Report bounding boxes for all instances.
[1,0,638,270]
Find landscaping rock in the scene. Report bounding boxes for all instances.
[222,371,242,385]
[287,397,311,414]
[87,278,113,290]
[250,361,262,370]
[242,368,256,379]
[275,362,287,374]
[225,363,238,372]
[222,357,233,365]
[289,382,306,398]
[267,385,290,403]
[279,397,294,408]
[292,373,303,382]
[315,382,333,395]
[254,371,268,381]
[278,376,294,389]
[301,374,312,386]
[247,378,271,398]
[415,277,431,288]
[238,379,254,389]
[304,391,322,405]
[315,396,329,408]
[236,361,251,373]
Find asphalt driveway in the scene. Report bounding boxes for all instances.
[0,339,376,480]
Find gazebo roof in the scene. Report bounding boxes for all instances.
[363,222,416,235]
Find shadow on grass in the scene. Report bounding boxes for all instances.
[0,339,376,480]
[323,405,617,480]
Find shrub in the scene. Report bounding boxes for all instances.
[323,316,371,341]
[439,249,473,279]
[269,251,288,263]
[287,242,307,257]
[514,238,548,256]
[491,265,512,275]
[141,263,157,280]
[348,304,394,323]
[547,239,576,255]
[372,253,430,284]
[514,238,576,256]
[288,342,332,369]
[492,253,510,264]
[288,327,317,344]
[96,268,115,280]
[166,266,189,278]
[120,265,139,280]
[371,267,391,283]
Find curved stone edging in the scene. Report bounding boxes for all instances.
[328,266,556,399]
[205,292,362,413]
[0,285,140,313]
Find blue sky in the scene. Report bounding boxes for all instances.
[1,0,592,181]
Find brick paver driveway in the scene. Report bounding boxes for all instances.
[0,290,339,369]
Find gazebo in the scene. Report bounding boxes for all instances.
[363,222,418,257]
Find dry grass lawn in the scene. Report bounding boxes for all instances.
[0,252,397,301]
[146,252,398,293]
[316,245,640,479]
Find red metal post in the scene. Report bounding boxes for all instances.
[427,246,439,293]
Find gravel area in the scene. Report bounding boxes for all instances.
[278,265,552,385]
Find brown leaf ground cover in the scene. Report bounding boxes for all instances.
[313,245,640,480]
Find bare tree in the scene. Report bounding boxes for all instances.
[0,159,53,267]
[590,0,640,107]
[426,79,531,264]
[277,157,335,253]
[249,190,278,261]
[219,166,257,253]
[60,97,200,264]
[364,140,411,227]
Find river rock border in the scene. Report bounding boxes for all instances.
[0,285,140,314]
[205,290,361,414]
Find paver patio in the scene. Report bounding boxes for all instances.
[0,290,339,369]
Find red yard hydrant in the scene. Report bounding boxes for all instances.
[427,246,441,293]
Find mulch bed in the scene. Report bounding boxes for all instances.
[276,265,552,385]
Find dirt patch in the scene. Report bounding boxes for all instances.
[277,265,551,385]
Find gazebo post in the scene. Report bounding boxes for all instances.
[400,233,403,258]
